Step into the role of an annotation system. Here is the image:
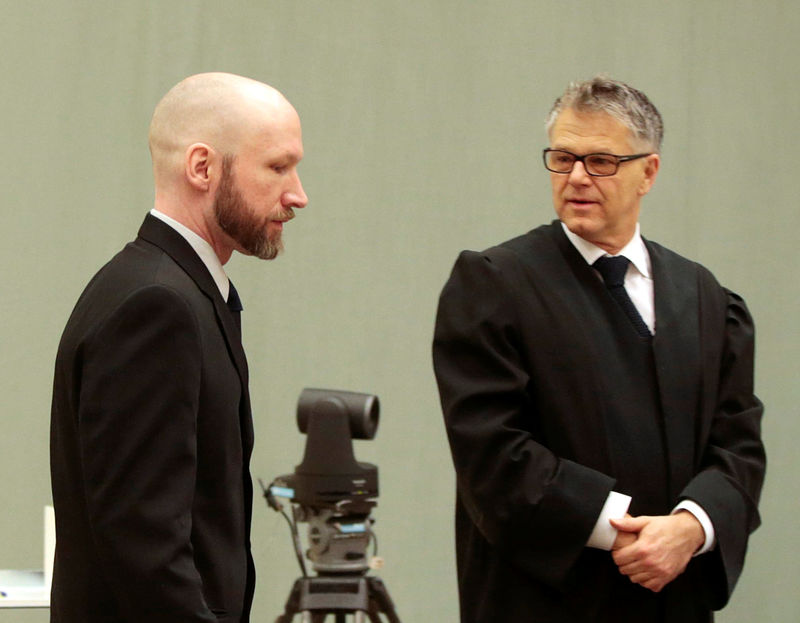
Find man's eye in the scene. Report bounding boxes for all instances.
[588,156,614,167]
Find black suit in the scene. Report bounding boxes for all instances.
[432,221,765,622]
[50,214,255,622]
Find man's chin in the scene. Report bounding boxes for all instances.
[560,215,597,238]
[236,239,283,260]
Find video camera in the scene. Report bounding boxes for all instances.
[263,388,381,575]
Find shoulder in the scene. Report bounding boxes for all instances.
[440,221,573,297]
[492,221,560,258]
[645,238,751,323]
[644,238,696,270]
[91,280,201,341]
[109,236,208,298]
[437,224,564,322]
[66,243,206,339]
[451,221,562,274]
[645,238,724,290]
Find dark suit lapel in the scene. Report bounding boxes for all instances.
[647,240,700,500]
[136,214,254,450]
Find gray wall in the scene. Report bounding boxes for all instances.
[1,1,797,621]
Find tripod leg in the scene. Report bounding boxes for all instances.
[367,578,401,623]
[275,579,304,623]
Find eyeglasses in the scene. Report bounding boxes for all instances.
[542,149,652,177]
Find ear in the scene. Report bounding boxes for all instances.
[638,153,660,196]
[184,143,213,192]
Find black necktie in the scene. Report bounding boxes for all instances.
[593,256,651,338]
[227,280,243,334]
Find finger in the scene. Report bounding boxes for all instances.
[610,515,649,532]
[627,571,655,585]
[612,549,638,567]
[627,568,669,591]
[640,578,666,593]
[612,529,637,550]
[619,563,655,579]
[616,550,668,576]
[612,543,646,567]
[612,548,628,566]
[623,563,678,592]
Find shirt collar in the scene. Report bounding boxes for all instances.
[560,221,652,279]
[149,209,230,300]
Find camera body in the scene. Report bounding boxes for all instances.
[269,388,381,574]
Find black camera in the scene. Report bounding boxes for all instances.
[264,389,401,621]
[265,388,381,575]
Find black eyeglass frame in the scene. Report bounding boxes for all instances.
[542,148,653,177]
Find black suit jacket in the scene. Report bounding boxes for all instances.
[50,214,255,622]
[432,221,765,622]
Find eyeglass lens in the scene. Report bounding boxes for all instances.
[545,151,619,176]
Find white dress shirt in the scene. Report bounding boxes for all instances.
[149,209,231,301]
[561,223,715,555]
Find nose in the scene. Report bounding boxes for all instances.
[284,172,308,209]
[567,160,592,186]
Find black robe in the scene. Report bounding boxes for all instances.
[432,221,765,622]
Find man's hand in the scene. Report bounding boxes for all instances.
[610,511,705,593]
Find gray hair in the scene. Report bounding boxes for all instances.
[546,76,663,153]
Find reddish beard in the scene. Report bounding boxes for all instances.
[214,155,286,260]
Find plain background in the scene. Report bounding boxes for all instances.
[1,1,797,621]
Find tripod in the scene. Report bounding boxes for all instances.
[275,574,401,623]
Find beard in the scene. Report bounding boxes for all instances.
[213,155,288,260]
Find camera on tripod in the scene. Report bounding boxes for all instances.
[262,388,401,622]
[264,388,380,574]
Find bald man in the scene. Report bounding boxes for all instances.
[50,73,308,623]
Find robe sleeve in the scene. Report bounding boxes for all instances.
[679,287,766,608]
[432,250,614,588]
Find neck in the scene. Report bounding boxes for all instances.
[594,238,627,255]
[561,221,639,256]
[153,196,235,265]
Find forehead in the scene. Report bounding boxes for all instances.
[238,108,304,161]
[549,108,634,153]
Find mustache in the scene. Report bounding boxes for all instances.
[273,208,295,222]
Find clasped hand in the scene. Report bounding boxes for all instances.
[609,511,705,593]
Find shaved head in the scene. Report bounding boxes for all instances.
[148,72,297,189]
[148,72,307,263]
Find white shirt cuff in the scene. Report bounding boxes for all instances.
[586,491,632,550]
[672,500,716,555]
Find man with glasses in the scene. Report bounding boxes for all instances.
[433,76,764,622]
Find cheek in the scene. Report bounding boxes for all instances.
[550,175,567,197]
[618,179,642,204]
[248,182,282,207]
[593,178,617,200]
